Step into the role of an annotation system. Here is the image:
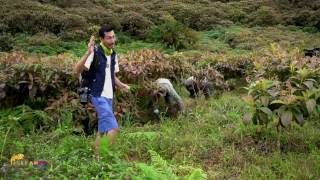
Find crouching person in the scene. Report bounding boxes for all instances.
[149,78,184,118]
[184,76,212,99]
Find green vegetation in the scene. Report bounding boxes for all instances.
[1,0,320,179]
[1,91,319,178]
[2,0,320,38]
[147,15,200,50]
[1,24,320,179]
[9,33,169,56]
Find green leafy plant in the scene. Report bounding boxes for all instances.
[243,45,320,150]
[147,15,200,50]
[134,150,206,180]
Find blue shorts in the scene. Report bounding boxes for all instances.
[90,96,118,133]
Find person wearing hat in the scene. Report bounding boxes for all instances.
[149,78,184,118]
[184,76,212,99]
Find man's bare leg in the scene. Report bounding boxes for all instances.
[94,133,102,159]
[94,129,119,156]
[106,128,119,145]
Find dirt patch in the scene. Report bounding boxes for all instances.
[199,147,223,169]
[224,134,277,155]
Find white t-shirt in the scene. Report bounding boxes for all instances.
[84,52,119,99]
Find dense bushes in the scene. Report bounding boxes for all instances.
[65,7,122,32]
[1,0,87,35]
[0,50,193,125]
[0,52,78,108]
[298,9,320,29]
[243,44,320,149]
[147,16,200,49]
[0,33,14,51]
[0,48,238,127]
[250,6,282,26]
[168,3,231,30]
[1,0,320,43]
[120,11,154,37]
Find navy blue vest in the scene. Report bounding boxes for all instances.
[85,45,116,97]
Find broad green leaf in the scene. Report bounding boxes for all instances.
[259,107,272,116]
[297,68,310,81]
[303,81,314,89]
[243,112,253,125]
[18,81,29,84]
[305,78,317,82]
[259,80,275,91]
[242,95,255,106]
[306,99,316,114]
[260,96,269,106]
[270,100,286,105]
[294,113,304,126]
[280,111,292,127]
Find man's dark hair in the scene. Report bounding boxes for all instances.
[99,25,113,38]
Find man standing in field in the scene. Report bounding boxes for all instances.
[74,25,130,155]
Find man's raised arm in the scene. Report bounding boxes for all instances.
[73,36,95,76]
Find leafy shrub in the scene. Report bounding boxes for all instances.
[134,150,206,179]
[116,49,196,121]
[168,4,231,30]
[1,0,88,39]
[0,52,78,108]
[246,44,301,83]
[120,11,154,37]
[291,9,313,27]
[147,16,200,50]
[0,50,196,128]
[66,8,122,31]
[4,10,85,35]
[243,44,320,149]
[0,105,54,134]
[226,7,248,24]
[191,51,254,79]
[12,33,87,56]
[0,33,14,51]
[59,29,88,41]
[284,8,319,30]
[250,6,282,26]
[24,32,60,46]
[119,49,195,83]
[2,0,320,40]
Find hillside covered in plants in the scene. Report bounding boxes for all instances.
[1,0,320,179]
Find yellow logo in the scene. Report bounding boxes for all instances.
[10,154,24,165]
[9,154,48,169]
